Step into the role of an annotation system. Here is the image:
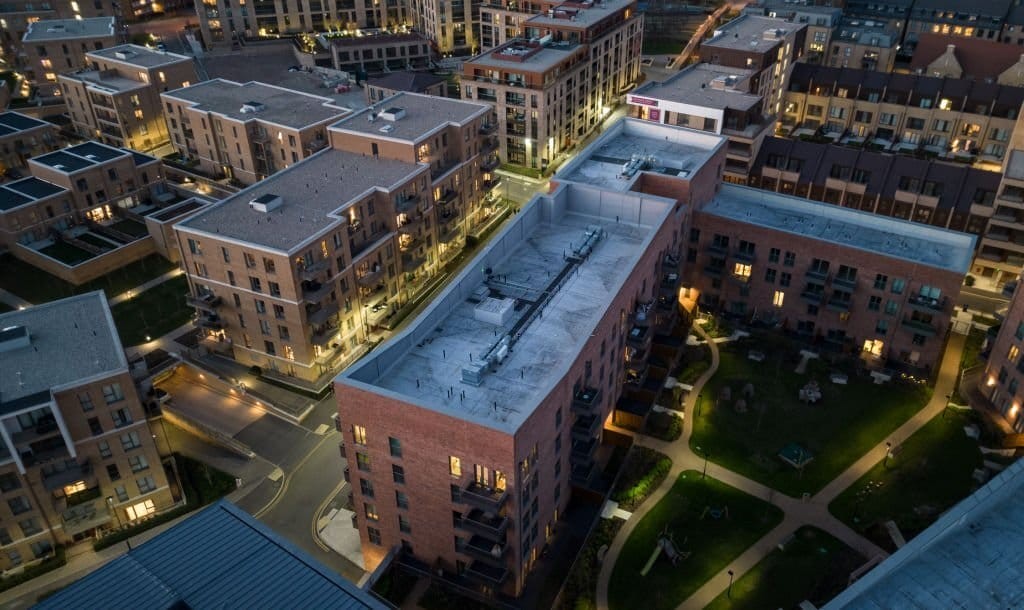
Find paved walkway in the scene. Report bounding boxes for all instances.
[107,268,184,306]
[0,287,32,310]
[595,328,967,610]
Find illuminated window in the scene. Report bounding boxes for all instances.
[40,58,52,69]
[125,499,155,520]
[44,72,56,81]
[733,263,752,278]
[1010,345,1020,363]
[352,424,367,445]
[63,481,86,496]
[449,456,462,477]
[158,71,166,83]
[134,109,144,119]
[284,345,295,360]
[773,290,785,307]
[938,98,952,111]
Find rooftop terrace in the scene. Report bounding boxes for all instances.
[89,44,193,68]
[30,141,152,174]
[557,118,725,192]
[163,79,349,129]
[177,148,424,252]
[0,177,66,212]
[631,63,762,112]
[465,41,577,74]
[341,182,677,433]
[0,111,50,136]
[62,68,147,93]
[22,16,114,41]
[704,14,803,53]
[331,91,490,142]
[524,0,636,29]
[0,292,126,415]
[703,184,976,273]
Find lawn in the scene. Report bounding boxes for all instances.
[829,409,984,550]
[111,275,191,346]
[642,39,685,55]
[608,471,784,610]
[690,335,932,496]
[953,327,988,395]
[704,526,865,610]
[0,253,176,304]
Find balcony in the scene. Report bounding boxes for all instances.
[703,264,724,277]
[301,281,333,304]
[626,324,651,347]
[483,176,502,191]
[399,234,422,252]
[356,265,384,287]
[311,326,338,346]
[826,298,850,312]
[439,225,461,244]
[571,414,601,441]
[299,258,330,281]
[464,534,509,565]
[832,275,857,289]
[901,317,938,336]
[479,122,497,135]
[481,155,500,172]
[437,189,458,206]
[43,460,94,491]
[461,481,508,513]
[396,194,420,213]
[662,252,681,271]
[194,313,224,330]
[61,501,112,537]
[465,560,509,586]
[907,294,947,313]
[572,387,601,414]
[800,289,824,304]
[186,292,222,312]
[350,229,389,259]
[307,301,340,325]
[397,216,423,235]
[571,460,596,485]
[401,253,426,271]
[707,242,729,255]
[805,268,830,281]
[571,437,598,462]
[461,508,509,540]
[11,420,61,445]
[733,249,755,263]
[481,137,499,155]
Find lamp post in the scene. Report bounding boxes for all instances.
[727,569,734,598]
[696,392,703,417]
[943,393,952,418]
[107,496,124,529]
[697,446,709,479]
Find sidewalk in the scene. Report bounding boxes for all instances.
[106,268,184,306]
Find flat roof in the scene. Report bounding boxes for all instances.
[177,148,425,252]
[632,63,762,112]
[331,91,490,142]
[702,184,976,273]
[703,14,801,52]
[341,182,676,433]
[88,43,192,68]
[466,41,577,73]
[834,18,897,46]
[22,16,114,41]
[30,141,133,174]
[0,111,50,136]
[557,117,725,193]
[525,0,634,28]
[163,79,348,129]
[35,500,387,610]
[826,459,1024,609]
[0,292,126,415]
[62,68,147,93]
[0,177,66,211]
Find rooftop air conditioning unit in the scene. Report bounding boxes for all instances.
[249,193,283,213]
[380,107,406,121]
[114,50,134,60]
[239,101,266,114]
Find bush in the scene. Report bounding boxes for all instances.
[93,505,192,551]
[249,365,262,376]
[645,411,682,442]
[611,447,673,512]
[371,568,419,605]
[964,275,976,287]
[560,518,624,609]
[0,546,67,594]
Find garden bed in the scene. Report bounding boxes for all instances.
[610,447,672,512]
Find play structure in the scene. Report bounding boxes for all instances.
[640,528,690,576]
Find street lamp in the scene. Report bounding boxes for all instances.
[106,496,124,529]
[727,569,735,598]
[943,393,952,418]
[697,445,710,479]
[696,392,703,417]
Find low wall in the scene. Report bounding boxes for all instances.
[12,237,157,285]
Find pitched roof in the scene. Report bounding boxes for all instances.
[35,501,388,610]
[910,33,1024,80]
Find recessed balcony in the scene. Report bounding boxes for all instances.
[186,292,222,311]
[461,481,508,513]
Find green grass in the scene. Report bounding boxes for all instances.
[0,546,66,595]
[611,447,673,512]
[954,327,988,395]
[111,275,191,346]
[690,337,931,496]
[678,344,712,385]
[498,163,543,179]
[608,471,784,610]
[704,527,865,610]
[642,39,684,55]
[0,253,176,304]
[561,518,624,610]
[38,241,96,265]
[829,410,983,547]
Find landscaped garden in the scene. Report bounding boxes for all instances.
[690,333,932,496]
[0,253,177,304]
[608,471,784,610]
[704,526,865,610]
[111,275,192,346]
[829,409,985,550]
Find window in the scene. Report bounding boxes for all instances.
[88,417,103,436]
[769,248,780,263]
[352,425,367,445]
[137,476,157,494]
[102,383,124,404]
[1017,322,1024,341]
[1009,345,1020,363]
[399,515,412,533]
[364,502,380,521]
[7,496,30,515]
[874,274,888,290]
[356,452,371,472]
[128,455,148,472]
[126,499,155,520]
[115,485,129,502]
[29,541,52,559]
[278,326,290,341]
[368,526,382,545]
[244,252,257,268]
[0,528,11,546]
[19,518,41,536]
[389,437,402,458]
[0,473,20,492]
[264,340,275,355]
[221,246,231,263]
[885,300,899,315]
[359,478,374,498]
[107,463,121,481]
[121,431,141,450]
[392,464,405,484]
[249,277,262,292]
[396,490,409,509]
[868,295,882,311]
[78,392,94,412]
[891,279,905,294]
[111,407,132,428]
[765,268,777,283]
[773,291,785,307]
[733,263,751,278]
[269,281,281,297]
[263,257,276,274]
[783,251,796,267]
[449,456,462,477]
[780,272,792,287]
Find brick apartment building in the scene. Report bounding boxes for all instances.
[460,0,643,171]
[328,32,432,75]
[161,79,349,186]
[21,17,117,100]
[174,93,495,387]
[365,72,447,105]
[0,111,59,177]
[743,1,841,64]
[0,0,120,71]
[0,292,174,572]
[781,64,1024,170]
[699,14,806,119]
[60,45,197,153]
[982,277,1024,432]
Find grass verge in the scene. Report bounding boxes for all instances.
[0,253,176,304]
[610,447,672,512]
[111,275,191,346]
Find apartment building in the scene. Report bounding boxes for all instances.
[21,17,117,100]
[910,34,1024,86]
[780,64,1024,169]
[194,0,411,48]
[979,106,1024,290]
[460,0,643,171]
[627,63,772,182]
[329,32,432,74]
[744,1,841,64]
[174,93,495,386]
[0,0,120,69]
[698,14,806,117]
[60,45,197,152]
[334,118,721,598]
[479,0,530,51]
[161,79,349,185]
[843,0,913,33]
[0,111,59,177]
[905,0,1011,47]
[827,18,899,72]
[365,72,447,104]
[0,292,173,572]
[982,278,1024,432]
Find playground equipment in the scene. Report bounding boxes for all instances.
[640,528,690,576]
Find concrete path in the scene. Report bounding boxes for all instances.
[0,287,32,309]
[595,328,966,610]
[107,268,184,306]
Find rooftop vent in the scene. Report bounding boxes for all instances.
[84,154,98,161]
[0,325,30,353]
[46,24,67,33]
[379,124,395,134]
[249,193,283,213]
[114,50,135,60]
[380,107,406,121]
[240,101,266,114]
[762,28,787,40]
[53,164,66,170]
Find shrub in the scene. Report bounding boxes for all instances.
[611,447,673,512]
[645,411,682,442]
[560,518,624,609]
[0,546,67,594]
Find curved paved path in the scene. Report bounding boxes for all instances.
[596,325,966,609]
